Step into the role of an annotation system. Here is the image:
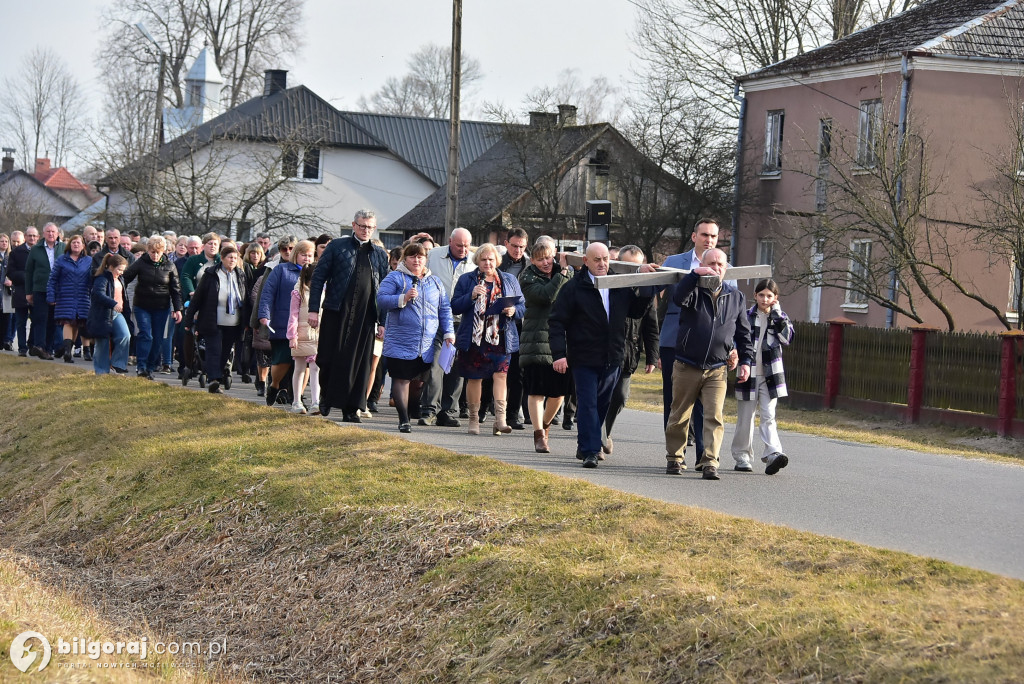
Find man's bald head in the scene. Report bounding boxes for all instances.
[701,248,728,277]
[448,228,472,260]
[584,242,611,277]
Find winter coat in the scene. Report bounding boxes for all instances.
[257,262,301,340]
[87,270,132,339]
[122,252,184,312]
[735,304,794,400]
[90,246,135,277]
[180,253,218,300]
[623,297,660,376]
[25,241,65,293]
[185,264,251,337]
[517,263,571,367]
[8,244,30,309]
[308,237,389,314]
[46,253,93,320]
[671,271,754,371]
[450,270,524,354]
[0,249,11,312]
[377,265,454,362]
[549,266,655,369]
[286,282,323,358]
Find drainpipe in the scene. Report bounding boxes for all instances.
[732,81,747,260]
[888,55,912,329]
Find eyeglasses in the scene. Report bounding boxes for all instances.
[353,223,375,230]
[280,246,294,252]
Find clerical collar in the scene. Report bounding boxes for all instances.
[354,235,369,245]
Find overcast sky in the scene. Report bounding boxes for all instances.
[1,0,641,139]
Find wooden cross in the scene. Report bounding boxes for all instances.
[561,253,772,289]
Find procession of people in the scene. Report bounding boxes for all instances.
[2,212,793,479]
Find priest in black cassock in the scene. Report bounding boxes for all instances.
[307,209,390,422]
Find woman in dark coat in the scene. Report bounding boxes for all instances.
[450,243,525,436]
[88,254,131,375]
[0,233,11,350]
[185,244,250,394]
[122,235,183,379]
[518,236,572,452]
[46,234,94,363]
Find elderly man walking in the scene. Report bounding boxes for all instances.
[419,228,476,427]
[664,248,754,480]
[25,223,64,359]
[549,242,656,468]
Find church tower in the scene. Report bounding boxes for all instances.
[164,47,225,140]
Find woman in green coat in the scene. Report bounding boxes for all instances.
[518,235,572,453]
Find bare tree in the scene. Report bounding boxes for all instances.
[520,69,625,126]
[357,43,483,118]
[0,47,86,171]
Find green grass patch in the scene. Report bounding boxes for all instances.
[1,356,1023,682]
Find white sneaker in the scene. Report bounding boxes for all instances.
[291,402,307,415]
[359,409,372,419]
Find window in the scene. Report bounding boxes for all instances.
[282,146,322,182]
[816,118,832,212]
[857,99,883,168]
[189,83,203,108]
[845,239,872,306]
[1009,262,1023,319]
[756,239,776,269]
[763,110,784,174]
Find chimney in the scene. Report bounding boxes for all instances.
[1,148,13,174]
[557,104,578,127]
[35,158,51,175]
[529,111,558,128]
[263,70,288,97]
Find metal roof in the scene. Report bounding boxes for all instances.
[741,0,1024,82]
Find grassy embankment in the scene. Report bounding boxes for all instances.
[1,355,1023,682]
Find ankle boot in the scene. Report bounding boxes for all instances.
[467,402,480,435]
[255,379,266,397]
[83,344,93,361]
[62,340,74,363]
[534,429,549,453]
[493,399,512,435]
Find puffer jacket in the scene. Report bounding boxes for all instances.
[87,270,132,339]
[122,252,183,312]
[308,237,389,314]
[8,244,30,308]
[377,265,454,362]
[287,281,323,358]
[450,270,525,353]
[46,253,93,320]
[257,262,301,340]
[517,263,571,367]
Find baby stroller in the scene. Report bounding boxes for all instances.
[181,328,234,390]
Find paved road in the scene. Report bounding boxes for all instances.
[26,353,1024,581]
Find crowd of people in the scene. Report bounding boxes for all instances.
[0,212,795,480]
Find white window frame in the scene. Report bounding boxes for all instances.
[856,99,883,169]
[843,239,871,310]
[762,110,784,176]
[1008,261,1022,323]
[282,146,323,183]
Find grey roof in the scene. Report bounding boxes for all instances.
[389,124,613,232]
[741,0,1024,81]
[340,112,506,186]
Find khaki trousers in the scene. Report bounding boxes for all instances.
[665,362,727,466]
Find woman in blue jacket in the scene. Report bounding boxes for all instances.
[87,254,131,375]
[257,240,313,405]
[451,242,525,436]
[377,242,454,433]
[47,234,93,363]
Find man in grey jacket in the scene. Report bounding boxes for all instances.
[419,228,476,426]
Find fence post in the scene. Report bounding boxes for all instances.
[824,317,855,409]
[907,325,938,424]
[998,330,1024,437]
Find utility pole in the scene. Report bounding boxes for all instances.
[444,0,463,242]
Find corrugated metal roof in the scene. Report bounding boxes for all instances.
[340,112,506,186]
[741,0,1024,81]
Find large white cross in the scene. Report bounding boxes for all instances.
[561,253,772,289]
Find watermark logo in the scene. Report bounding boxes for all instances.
[9,631,52,673]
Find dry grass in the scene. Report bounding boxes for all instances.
[627,369,1024,461]
[1,356,1023,682]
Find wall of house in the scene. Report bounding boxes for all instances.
[738,64,1024,332]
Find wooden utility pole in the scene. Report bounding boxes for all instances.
[444,0,463,242]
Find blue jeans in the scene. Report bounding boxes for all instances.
[93,313,130,374]
[661,346,704,458]
[134,307,170,373]
[571,364,621,457]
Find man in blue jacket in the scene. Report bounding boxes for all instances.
[664,248,754,481]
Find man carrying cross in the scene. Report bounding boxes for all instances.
[664,248,754,481]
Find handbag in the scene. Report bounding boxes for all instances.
[252,323,271,351]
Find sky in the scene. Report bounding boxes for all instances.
[1,0,642,155]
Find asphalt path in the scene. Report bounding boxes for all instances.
[29,352,1024,582]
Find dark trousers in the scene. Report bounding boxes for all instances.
[30,292,59,352]
[572,364,621,457]
[661,346,704,457]
[506,351,524,422]
[13,307,29,350]
[203,325,241,381]
[603,371,632,438]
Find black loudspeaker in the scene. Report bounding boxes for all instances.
[586,200,612,227]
